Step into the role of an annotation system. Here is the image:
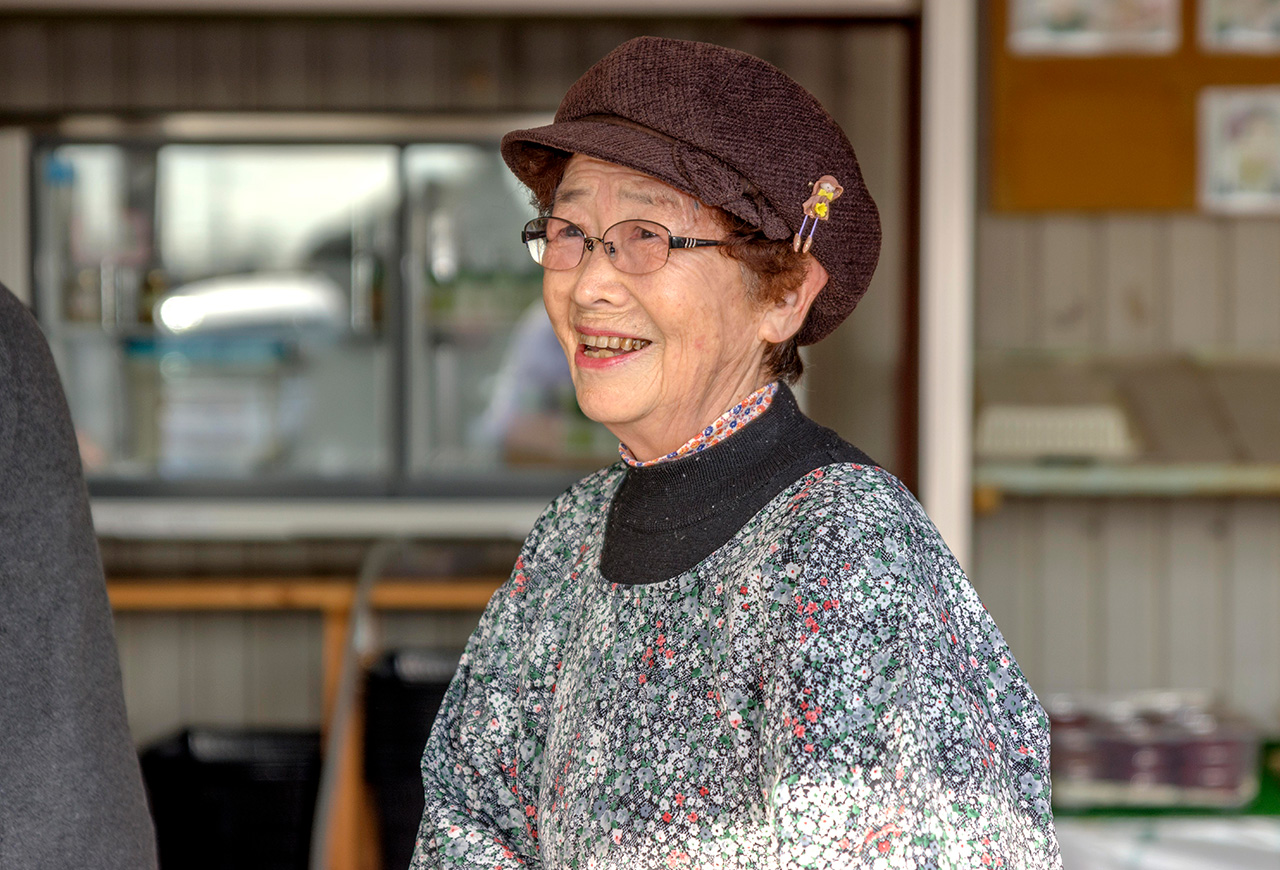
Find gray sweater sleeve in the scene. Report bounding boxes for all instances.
[0,284,158,869]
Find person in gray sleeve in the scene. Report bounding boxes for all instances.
[0,282,158,868]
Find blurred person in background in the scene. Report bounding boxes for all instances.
[412,38,1060,869]
[0,283,157,869]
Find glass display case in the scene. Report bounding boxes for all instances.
[401,144,617,480]
[30,117,615,503]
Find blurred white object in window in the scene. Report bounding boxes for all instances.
[154,272,345,334]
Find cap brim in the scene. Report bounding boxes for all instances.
[502,119,699,208]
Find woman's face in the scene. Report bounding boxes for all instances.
[542,155,774,461]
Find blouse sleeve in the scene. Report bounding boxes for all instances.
[410,507,560,870]
[759,470,1057,869]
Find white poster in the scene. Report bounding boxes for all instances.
[1201,0,1280,52]
[1200,88,1280,213]
[1009,0,1182,55]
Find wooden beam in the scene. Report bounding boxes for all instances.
[106,577,504,612]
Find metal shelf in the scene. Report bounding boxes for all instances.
[91,497,546,540]
[975,462,1280,499]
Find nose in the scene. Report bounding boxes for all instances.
[569,237,628,308]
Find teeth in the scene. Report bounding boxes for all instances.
[578,333,651,351]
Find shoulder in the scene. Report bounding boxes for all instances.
[0,284,82,485]
[797,462,922,515]
[756,463,961,619]
[524,463,626,553]
[466,464,625,657]
[0,287,42,447]
[0,281,38,338]
[772,463,949,561]
[0,284,55,385]
[551,461,628,515]
[0,285,77,411]
[503,463,626,603]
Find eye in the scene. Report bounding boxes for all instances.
[617,221,665,243]
[551,220,585,240]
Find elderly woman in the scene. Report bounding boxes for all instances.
[413,37,1059,869]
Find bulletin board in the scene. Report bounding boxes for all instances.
[990,1,1280,211]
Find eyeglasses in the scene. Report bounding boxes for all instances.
[521,216,726,274]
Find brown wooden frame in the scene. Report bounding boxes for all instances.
[108,577,503,870]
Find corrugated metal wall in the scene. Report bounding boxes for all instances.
[0,14,913,743]
[0,16,903,117]
[973,214,1280,727]
[977,215,1280,353]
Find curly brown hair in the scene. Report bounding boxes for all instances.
[709,210,811,385]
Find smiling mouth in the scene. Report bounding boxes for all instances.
[578,332,652,359]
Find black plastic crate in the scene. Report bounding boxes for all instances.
[364,649,459,870]
[141,728,321,870]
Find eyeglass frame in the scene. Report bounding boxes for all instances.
[520,216,727,274]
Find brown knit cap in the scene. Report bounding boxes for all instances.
[501,36,880,346]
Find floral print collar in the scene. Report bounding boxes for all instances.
[618,381,779,468]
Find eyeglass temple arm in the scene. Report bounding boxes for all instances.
[669,236,725,249]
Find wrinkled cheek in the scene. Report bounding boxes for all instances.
[661,340,693,379]
[660,341,714,399]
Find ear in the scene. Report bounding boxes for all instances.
[757,257,829,345]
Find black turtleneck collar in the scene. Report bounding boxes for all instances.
[600,383,876,585]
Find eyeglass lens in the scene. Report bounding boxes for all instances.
[525,217,672,274]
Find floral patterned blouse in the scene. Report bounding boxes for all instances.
[412,460,1060,869]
